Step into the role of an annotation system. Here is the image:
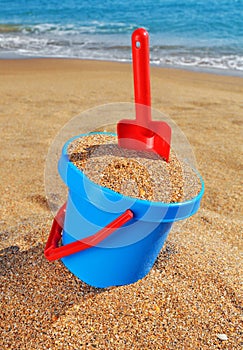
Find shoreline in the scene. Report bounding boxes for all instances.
[1,54,243,78]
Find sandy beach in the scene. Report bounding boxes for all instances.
[0,59,242,349]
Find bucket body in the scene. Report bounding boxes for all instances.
[58,132,204,288]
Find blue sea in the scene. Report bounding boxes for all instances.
[0,0,243,75]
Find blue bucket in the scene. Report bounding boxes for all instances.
[56,132,204,288]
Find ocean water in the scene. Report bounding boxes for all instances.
[0,0,243,75]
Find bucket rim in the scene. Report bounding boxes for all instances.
[61,131,205,209]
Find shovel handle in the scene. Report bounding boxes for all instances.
[44,204,134,261]
[132,28,151,124]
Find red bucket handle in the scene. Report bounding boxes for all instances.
[44,204,134,261]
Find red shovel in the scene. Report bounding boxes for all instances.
[117,28,171,162]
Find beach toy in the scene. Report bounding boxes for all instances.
[117,28,171,162]
[44,131,204,288]
[44,28,204,288]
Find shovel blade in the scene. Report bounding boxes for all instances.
[117,120,171,162]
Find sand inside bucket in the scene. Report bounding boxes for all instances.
[67,133,201,203]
